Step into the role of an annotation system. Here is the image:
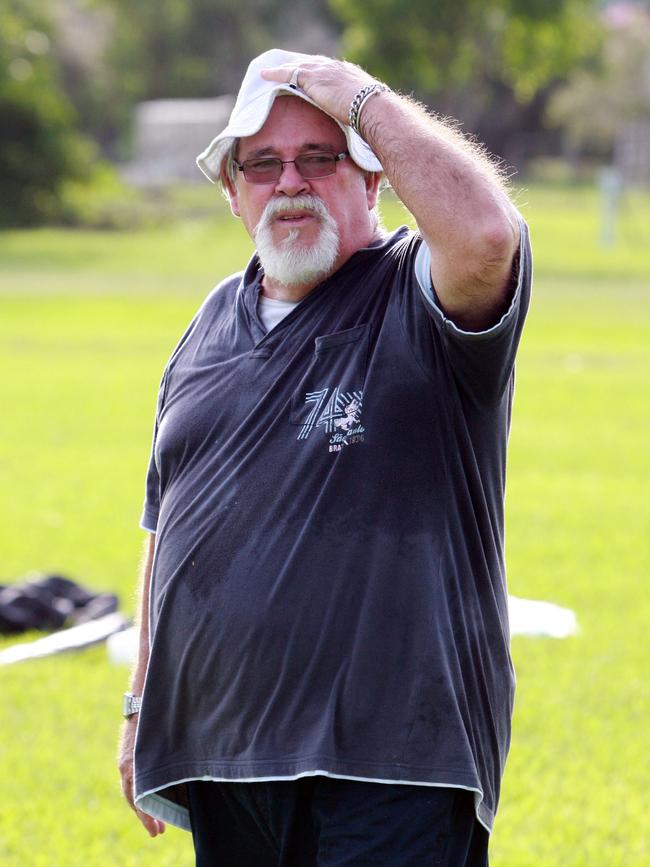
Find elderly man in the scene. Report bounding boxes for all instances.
[119,47,531,866]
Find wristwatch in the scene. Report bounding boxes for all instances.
[122,693,143,719]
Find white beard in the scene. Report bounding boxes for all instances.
[253,195,340,289]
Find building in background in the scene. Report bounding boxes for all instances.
[121,97,235,185]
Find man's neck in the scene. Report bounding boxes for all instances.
[260,274,324,303]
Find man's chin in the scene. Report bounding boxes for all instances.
[255,208,340,291]
[273,224,320,249]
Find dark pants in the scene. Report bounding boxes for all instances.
[186,777,489,866]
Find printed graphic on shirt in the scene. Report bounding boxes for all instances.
[297,387,365,451]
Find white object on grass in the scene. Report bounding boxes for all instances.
[106,624,139,664]
[508,596,578,638]
[0,612,129,665]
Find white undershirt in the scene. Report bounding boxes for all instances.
[258,295,300,332]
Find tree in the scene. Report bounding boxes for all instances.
[0,0,93,225]
[548,6,650,160]
[329,0,602,166]
[102,0,340,156]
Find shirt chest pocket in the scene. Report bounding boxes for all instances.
[290,323,370,430]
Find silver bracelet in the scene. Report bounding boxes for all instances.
[348,83,388,135]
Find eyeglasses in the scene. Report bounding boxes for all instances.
[234,151,348,184]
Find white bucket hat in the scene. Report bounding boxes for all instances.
[196,48,383,183]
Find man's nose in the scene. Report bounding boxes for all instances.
[274,160,310,196]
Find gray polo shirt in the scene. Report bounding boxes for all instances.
[134,221,532,833]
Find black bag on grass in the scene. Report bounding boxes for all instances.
[0,574,118,634]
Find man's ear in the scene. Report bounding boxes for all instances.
[364,171,382,212]
[221,171,240,218]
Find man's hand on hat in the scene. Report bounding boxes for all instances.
[260,58,381,130]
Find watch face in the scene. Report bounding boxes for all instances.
[123,694,140,717]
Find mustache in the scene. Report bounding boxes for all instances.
[255,195,329,233]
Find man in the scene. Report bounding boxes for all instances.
[119,47,531,866]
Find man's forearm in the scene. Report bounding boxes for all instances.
[359,90,520,328]
[129,533,155,694]
[118,532,165,837]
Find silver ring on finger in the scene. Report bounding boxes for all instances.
[289,68,301,89]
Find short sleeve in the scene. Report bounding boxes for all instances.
[415,214,532,406]
[139,368,169,533]
[140,442,160,532]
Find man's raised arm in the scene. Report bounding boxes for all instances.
[261,57,520,331]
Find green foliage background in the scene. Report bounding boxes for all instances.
[332,0,600,100]
[0,0,94,225]
[0,185,649,864]
[1,0,624,226]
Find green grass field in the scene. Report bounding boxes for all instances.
[0,185,648,866]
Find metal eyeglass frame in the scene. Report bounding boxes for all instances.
[234,152,348,184]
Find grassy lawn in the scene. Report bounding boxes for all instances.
[0,184,648,865]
